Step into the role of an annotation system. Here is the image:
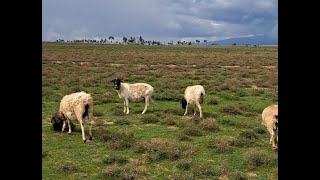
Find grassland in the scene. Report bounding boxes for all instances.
[42,43,278,179]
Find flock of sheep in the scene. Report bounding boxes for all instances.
[51,78,278,150]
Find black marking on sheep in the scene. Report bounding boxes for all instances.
[199,92,204,105]
[82,104,89,119]
[111,78,122,90]
[181,98,187,109]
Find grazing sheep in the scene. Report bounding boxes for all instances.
[51,91,94,143]
[181,85,205,118]
[261,104,278,150]
[111,78,154,114]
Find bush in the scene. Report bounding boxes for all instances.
[220,78,242,92]
[230,137,255,148]
[103,154,128,165]
[184,128,203,136]
[218,119,236,126]
[111,104,125,116]
[254,127,267,135]
[102,160,146,179]
[93,111,104,117]
[239,131,258,140]
[219,93,240,101]
[95,127,135,149]
[208,138,234,153]
[141,115,159,124]
[176,159,192,170]
[58,161,79,173]
[153,91,182,101]
[42,149,48,158]
[160,117,177,126]
[245,149,274,169]
[220,105,242,115]
[237,89,249,97]
[199,118,219,132]
[114,119,131,125]
[192,161,220,179]
[177,134,192,141]
[135,138,194,162]
[208,98,219,105]
[230,171,249,180]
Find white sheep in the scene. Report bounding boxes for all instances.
[51,91,94,143]
[111,78,154,114]
[261,104,278,150]
[181,85,205,118]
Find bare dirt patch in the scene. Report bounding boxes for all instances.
[109,63,124,67]
[54,61,62,64]
[262,66,277,69]
[166,64,178,68]
[80,62,90,66]
[250,85,269,90]
[167,126,178,130]
[221,66,240,68]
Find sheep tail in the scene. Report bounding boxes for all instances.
[199,92,204,105]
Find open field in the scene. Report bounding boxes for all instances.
[42,43,278,179]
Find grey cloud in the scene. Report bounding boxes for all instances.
[43,0,277,42]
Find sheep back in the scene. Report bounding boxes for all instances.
[59,91,93,121]
[122,83,154,102]
[262,104,278,129]
[184,85,205,105]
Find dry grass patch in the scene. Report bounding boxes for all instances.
[135,138,194,162]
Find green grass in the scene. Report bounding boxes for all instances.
[42,43,278,179]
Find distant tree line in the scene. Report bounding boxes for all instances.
[54,35,200,46]
[53,37,262,46]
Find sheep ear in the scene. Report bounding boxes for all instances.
[51,117,56,124]
[110,79,115,83]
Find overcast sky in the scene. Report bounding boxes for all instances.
[42,0,278,43]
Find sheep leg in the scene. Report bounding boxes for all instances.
[79,120,86,143]
[125,98,130,114]
[266,127,274,144]
[183,103,188,116]
[272,130,278,149]
[75,111,86,143]
[142,97,149,114]
[150,97,155,111]
[62,121,67,132]
[193,105,197,116]
[67,119,72,134]
[88,105,93,140]
[196,102,203,118]
[123,99,127,113]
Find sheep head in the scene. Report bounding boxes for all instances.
[111,78,122,90]
[51,112,66,131]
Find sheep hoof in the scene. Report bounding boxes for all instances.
[83,140,86,143]
[89,137,93,140]
[68,132,71,135]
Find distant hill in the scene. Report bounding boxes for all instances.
[197,35,277,46]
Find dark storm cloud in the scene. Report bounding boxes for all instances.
[43,0,277,42]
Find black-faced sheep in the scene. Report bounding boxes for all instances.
[261,104,278,150]
[51,91,94,143]
[181,85,205,118]
[111,78,154,114]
